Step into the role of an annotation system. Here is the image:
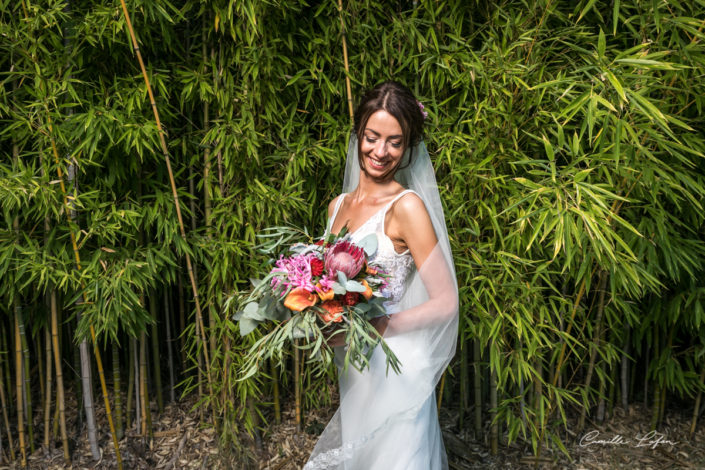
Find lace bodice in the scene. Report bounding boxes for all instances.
[326,190,417,313]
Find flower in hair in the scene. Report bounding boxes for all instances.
[417,100,428,120]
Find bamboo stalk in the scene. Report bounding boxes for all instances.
[202,26,217,372]
[139,331,149,437]
[37,334,45,423]
[644,344,650,409]
[247,397,262,451]
[43,325,53,448]
[164,289,175,403]
[178,273,187,371]
[132,337,141,433]
[473,339,482,439]
[459,338,468,429]
[293,341,301,431]
[621,325,630,411]
[52,388,59,441]
[489,365,498,455]
[46,115,122,467]
[148,293,164,413]
[0,330,14,461]
[15,307,27,468]
[0,407,3,463]
[50,289,69,463]
[126,338,135,430]
[437,371,447,412]
[578,272,608,431]
[117,3,213,407]
[18,314,34,454]
[79,330,100,460]
[596,372,606,423]
[690,364,705,437]
[112,342,123,440]
[271,359,281,424]
[650,331,660,431]
[337,0,354,121]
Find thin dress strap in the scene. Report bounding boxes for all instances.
[377,189,417,231]
[327,193,348,234]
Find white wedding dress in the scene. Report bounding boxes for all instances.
[304,189,449,470]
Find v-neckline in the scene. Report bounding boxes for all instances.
[329,194,387,237]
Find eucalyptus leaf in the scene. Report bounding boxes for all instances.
[344,279,366,293]
[357,233,378,257]
[239,318,261,337]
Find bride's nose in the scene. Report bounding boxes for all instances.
[373,140,387,158]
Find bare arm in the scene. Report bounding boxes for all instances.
[374,193,458,336]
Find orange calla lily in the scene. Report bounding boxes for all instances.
[316,282,335,302]
[319,300,344,323]
[361,279,373,300]
[284,287,318,311]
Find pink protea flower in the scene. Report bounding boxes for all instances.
[325,240,365,279]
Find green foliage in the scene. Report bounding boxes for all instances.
[2,0,705,461]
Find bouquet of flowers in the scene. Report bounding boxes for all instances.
[229,227,401,380]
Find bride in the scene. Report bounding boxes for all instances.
[304,81,459,470]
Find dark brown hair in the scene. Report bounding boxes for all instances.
[353,81,425,178]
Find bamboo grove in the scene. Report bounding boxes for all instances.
[1,0,704,467]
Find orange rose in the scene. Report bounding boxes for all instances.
[284,287,318,311]
[319,300,344,323]
[360,279,373,300]
[316,282,335,302]
[365,263,378,276]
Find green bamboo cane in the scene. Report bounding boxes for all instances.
[46,115,123,469]
[43,326,52,449]
[473,339,482,439]
[49,289,69,463]
[690,364,705,437]
[37,333,45,423]
[578,272,608,431]
[125,338,135,430]
[112,342,124,440]
[18,313,34,454]
[14,308,26,468]
[164,289,176,403]
[0,329,14,461]
[148,293,164,413]
[294,341,301,431]
[117,0,214,417]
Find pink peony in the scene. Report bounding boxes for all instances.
[325,240,365,279]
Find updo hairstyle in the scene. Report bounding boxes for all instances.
[353,81,425,176]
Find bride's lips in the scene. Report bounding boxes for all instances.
[367,155,388,171]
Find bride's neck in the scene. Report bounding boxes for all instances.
[350,171,401,204]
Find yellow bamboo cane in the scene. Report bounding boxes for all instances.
[45,115,123,469]
[117,0,213,407]
[50,289,70,463]
[337,0,354,122]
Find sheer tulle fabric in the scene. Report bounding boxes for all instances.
[304,136,458,470]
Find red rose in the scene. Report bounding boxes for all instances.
[343,292,360,306]
[310,258,324,277]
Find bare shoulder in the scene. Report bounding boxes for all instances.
[393,191,428,219]
[327,194,344,218]
[387,191,437,266]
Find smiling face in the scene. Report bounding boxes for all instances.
[359,110,405,181]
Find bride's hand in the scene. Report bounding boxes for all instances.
[369,315,390,337]
[323,324,346,348]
